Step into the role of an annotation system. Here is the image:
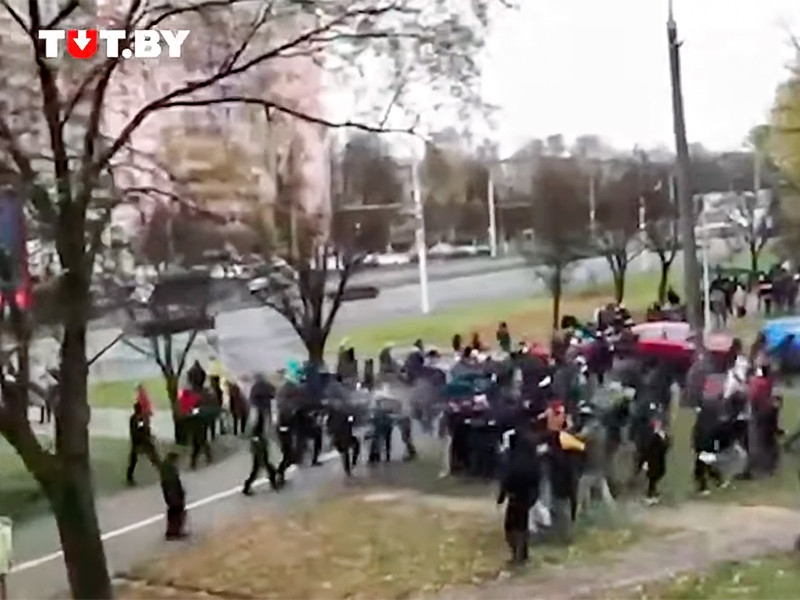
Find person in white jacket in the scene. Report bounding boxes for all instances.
[723,338,750,401]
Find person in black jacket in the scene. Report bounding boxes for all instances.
[692,398,725,494]
[187,360,206,389]
[160,451,187,540]
[242,410,279,494]
[249,374,276,423]
[126,402,158,485]
[497,429,539,565]
[329,402,360,476]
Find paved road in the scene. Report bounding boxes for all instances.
[32,243,730,383]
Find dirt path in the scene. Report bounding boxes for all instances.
[433,502,800,600]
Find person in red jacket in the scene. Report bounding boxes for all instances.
[135,384,153,418]
[178,387,200,416]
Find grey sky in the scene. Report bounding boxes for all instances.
[483,0,800,155]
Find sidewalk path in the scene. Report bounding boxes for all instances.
[8,445,343,599]
[8,425,415,599]
[28,407,178,441]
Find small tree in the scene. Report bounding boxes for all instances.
[332,132,405,251]
[520,157,590,329]
[724,190,775,273]
[247,214,365,366]
[642,170,680,303]
[124,205,245,436]
[593,161,644,303]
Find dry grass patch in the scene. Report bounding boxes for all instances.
[121,490,643,600]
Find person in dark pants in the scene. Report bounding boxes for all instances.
[189,405,212,469]
[329,404,360,477]
[496,322,512,354]
[640,416,670,503]
[228,381,248,436]
[160,451,187,540]
[242,411,279,494]
[126,402,159,485]
[295,408,322,466]
[692,398,725,494]
[275,405,295,486]
[208,375,223,440]
[497,429,539,565]
[249,374,275,425]
[368,402,394,464]
[398,414,417,461]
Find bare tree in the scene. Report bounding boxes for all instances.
[422,141,490,243]
[725,191,775,273]
[247,211,367,365]
[593,161,645,303]
[331,133,405,252]
[544,134,566,157]
[642,169,679,303]
[0,0,503,595]
[519,157,590,329]
[123,204,247,439]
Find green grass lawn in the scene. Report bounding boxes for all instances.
[635,553,800,599]
[0,436,159,522]
[0,433,242,523]
[89,376,170,410]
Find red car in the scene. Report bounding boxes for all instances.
[631,321,732,372]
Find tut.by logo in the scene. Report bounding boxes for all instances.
[38,29,190,60]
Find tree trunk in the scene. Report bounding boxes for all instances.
[750,243,759,274]
[162,372,180,442]
[657,258,671,304]
[303,328,326,367]
[49,464,111,599]
[550,268,562,331]
[56,319,113,599]
[613,268,626,303]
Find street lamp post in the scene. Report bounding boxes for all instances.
[411,160,430,314]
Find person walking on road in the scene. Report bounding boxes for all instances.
[126,402,159,485]
[160,451,188,540]
[242,410,279,495]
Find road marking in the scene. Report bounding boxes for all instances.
[11,450,339,574]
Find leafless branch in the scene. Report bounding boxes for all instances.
[44,0,78,29]
[160,97,416,135]
[121,337,155,359]
[95,3,408,176]
[86,331,124,367]
[176,329,199,376]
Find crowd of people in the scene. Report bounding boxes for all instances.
[115,299,794,561]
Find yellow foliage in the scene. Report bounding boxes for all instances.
[160,125,265,212]
[769,77,800,189]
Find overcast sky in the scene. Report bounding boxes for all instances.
[482,0,800,156]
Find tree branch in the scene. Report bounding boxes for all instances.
[93,3,408,176]
[160,97,416,135]
[176,328,199,376]
[45,0,79,28]
[87,331,124,367]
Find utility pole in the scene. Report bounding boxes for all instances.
[668,0,702,332]
[487,168,498,258]
[411,160,430,314]
[588,167,597,236]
